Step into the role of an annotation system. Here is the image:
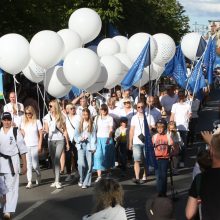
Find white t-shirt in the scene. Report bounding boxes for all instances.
[43,114,64,141]
[171,102,191,131]
[66,114,80,142]
[76,105,97,117]
[160,94,178,112]
[96,115,113,138]
[145,107,161,123]
[130,113,155,145]
[4,102,24,114]
[21,120,42,147]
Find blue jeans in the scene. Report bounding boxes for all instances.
[77,143,93,187]
[156,159,169,196]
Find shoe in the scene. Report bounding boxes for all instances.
[172,169,179,175]
[50,182,56,187]
[139,176,147,184]
[60,170,65,175]
[26,182,32,189]
[82,185,87,189]
[95,177,101,183]
[36,175,41,185]
[3,212,10,219]
[179,162,185,168]
[65,175,72,182]
[78,182,83,187]
[132,178,140,184]
[55,182,62,189]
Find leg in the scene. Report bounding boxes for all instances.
[65,142,72,175]
[179,130,188,165]
[93,138,104,178]
[60,150,65,173]
[3,173,19,213]
[48,141,56,174]
[26,146,32,183]
[132,145,143,180]
[160,159,169,196]
[54,140,64,183]
[77,146,86,184]
[118,143,127,171]
[31,146,41,177]
[83,150,93,187]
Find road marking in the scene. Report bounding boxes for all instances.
[51,188,63,194]
[13,200,46,220]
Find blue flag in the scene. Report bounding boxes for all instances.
[196,36,207,57]
[0,69,3,99]
[121,40,151,90]
[143,110,158,173]
[164,46,187,88]
[203,37,216,84]
[189,59,206,94]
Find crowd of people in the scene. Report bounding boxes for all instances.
[0,83,216,220]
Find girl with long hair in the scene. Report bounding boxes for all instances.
[43,99,70,189]
[74,108,96,188]
[21,105,43,189]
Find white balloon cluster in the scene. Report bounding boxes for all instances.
[0,6,179,96]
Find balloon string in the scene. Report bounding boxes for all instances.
[43,69,46,117]
[36,83,41,119]
[37,83,49,113]
[13,75,19,116]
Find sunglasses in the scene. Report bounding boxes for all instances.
[137,106,144,109]
[25,112,32,115]
[70,108,75,110]
[124,102,131,104]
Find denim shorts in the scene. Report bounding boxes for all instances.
[133,144,145,161]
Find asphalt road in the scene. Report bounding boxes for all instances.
[12,88,220,220]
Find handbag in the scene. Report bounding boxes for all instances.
[138,133,145,143]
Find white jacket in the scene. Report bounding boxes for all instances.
[82,205,127,220]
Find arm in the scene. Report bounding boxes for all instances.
[71,92,85,105]
[38,129,43,153]
[201,131,212,145]
[20,153,27,175]
[185,196,198,220]
[170,112,175,122]
[63,124,70,151]
[129,126,135,150]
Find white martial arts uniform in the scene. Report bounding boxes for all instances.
[0,127,27,213]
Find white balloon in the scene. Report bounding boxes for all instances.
[114,53,132,69]
[151,63,165,80]
[30,30,64,69]
[86,65,108,93]
[22,59,45,83]
[97,38,120,57]
[113,36,128,53]
[100,56,124,89]
[127,32,158,63]
[0,33,30,75]
[153,33,176,65]
[134,66,153,87]
[57,29,82,59]
[44,66,72,98]
[68,8,102,44]
[181,32,204,61]
[63,48,101,89]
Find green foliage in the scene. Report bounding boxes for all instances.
[0,0,189,42]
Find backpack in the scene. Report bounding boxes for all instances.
[153,133,172,158]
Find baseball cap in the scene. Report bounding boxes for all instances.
[146,197,175,220]
[1,112,12,120]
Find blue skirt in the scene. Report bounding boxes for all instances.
[93,137,115,171]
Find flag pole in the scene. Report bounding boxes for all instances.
[148,41,151,96]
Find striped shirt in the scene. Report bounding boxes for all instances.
[125,208,136,220]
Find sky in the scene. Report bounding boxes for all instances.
[178,0,220,31]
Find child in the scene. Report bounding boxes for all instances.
[152,119,174,197]
[167,121,182,175]
[114,117,128,174]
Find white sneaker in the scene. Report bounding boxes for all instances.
[65,175,72,182]
[78,182,83,187]
[55,182,63,189]
[3,212,11,219]
[95,177,101,183]
[50,182,56,187]
[26,182,32,189]
[36,175,41,185]
[179,162,185,168]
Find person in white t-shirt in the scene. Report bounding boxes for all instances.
[129,101,155,184]
[107,98,120,129]
[93,104,114,182]
[65,103,80,182]
[43,99,70,189]
[160,86,178,120]
[21,106,43,189]
[170,90,192,168]
[4,91,24,128]
[76,97,97,118]
[118,89,134,109]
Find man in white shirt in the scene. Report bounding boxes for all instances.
[0,112,27,219]
[129,102,155,184]
[170,90,192,168]
[4,92,24,128]
[160,86,178,121]
[76,97,97,118]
